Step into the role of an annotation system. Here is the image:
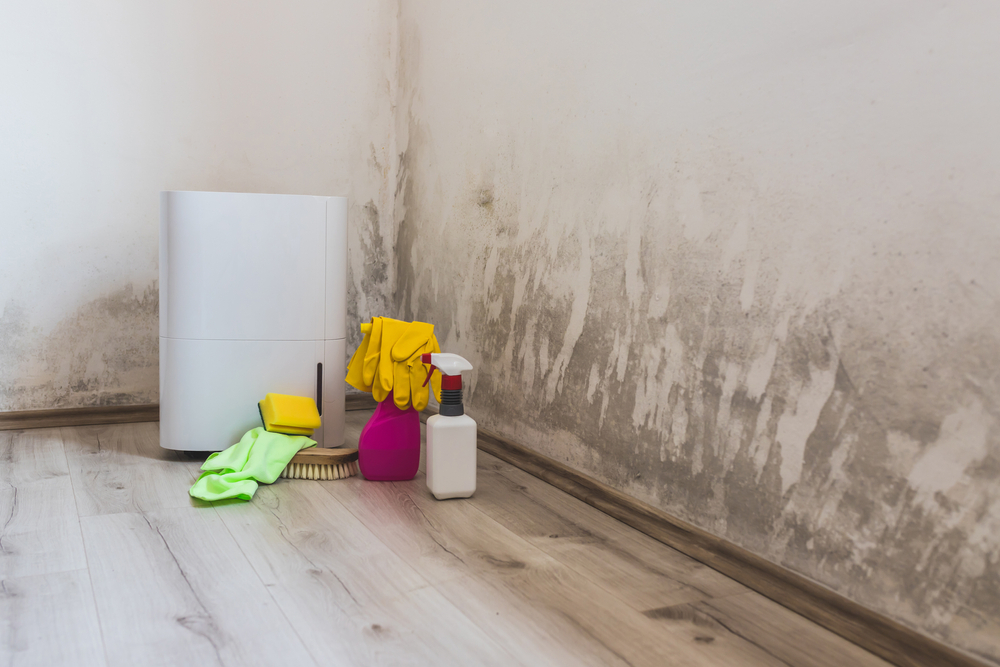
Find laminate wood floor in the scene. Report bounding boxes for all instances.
[0,411,891,666]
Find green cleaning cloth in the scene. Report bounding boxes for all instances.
[189,427,316,502]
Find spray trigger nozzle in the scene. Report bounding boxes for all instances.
[421,353,474,387]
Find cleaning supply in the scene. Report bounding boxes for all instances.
[189,427,315,501]
[346,317,442,410]
[345,317,444,481]
[422,353,477,499]
[356,390,421,480]
[258,393,322,436]
[279,447,359,480]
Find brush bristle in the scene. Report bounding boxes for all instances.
[279,460,359,480]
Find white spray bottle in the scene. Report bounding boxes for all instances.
[421,353,476,499]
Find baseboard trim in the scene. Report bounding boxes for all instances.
[0,394,377,433]
[471,423,987,667]
[0,404,160,431]
[345,393,377,411]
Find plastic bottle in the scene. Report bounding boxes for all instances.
[357,390,420,481]
[421,353,477,499]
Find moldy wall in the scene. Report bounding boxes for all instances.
[393,1,1000,662]
[0,0,400,410]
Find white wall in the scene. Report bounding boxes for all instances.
[4,0,998,659]
[0,0,400,409]
[394,1,1000,661]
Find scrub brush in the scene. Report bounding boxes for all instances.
[280,448,359,480]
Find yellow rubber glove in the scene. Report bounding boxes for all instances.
[389,321,442,411]
[347,318,397,396]
[392,353,413,410]
[391,321,436,362]
[345,321,374,392]
[390,321,433,409]
[406,337,441,411]
[375,317,411,402]
[363,317,383,390]
[345,317,442,410]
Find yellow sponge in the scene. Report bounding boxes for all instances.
[258,393,321,436]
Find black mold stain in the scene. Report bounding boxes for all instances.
[346,195,394,352]
[0,303,37,394]
[0,282,158,411]
[390,34,1000,658]
[395,142,418,321]
[347,200,392,332]
[361,200,389,288]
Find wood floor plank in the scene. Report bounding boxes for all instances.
[469,418,979,667]
[327,472,793,667]
[62,423,203,517]
[0,429,88,578]
[0,569,107,667]
[81,509,315,667]
[345,407,846,666]
[473,450,748,609]
[212,480,517,666]
[23,416,903,667]
[676,592,892,667]
[326,475,629,666]
[471,451,891,665]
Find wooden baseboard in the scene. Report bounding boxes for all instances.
[467,421,986,667]
[0,394,377,433]
[345,393,377,411]
[0,404,160,431]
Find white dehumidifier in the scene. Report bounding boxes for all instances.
[159,191,346,451]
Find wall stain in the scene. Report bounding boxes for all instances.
[0,283,158,411]
[346,197,393,350]
[391,84,1000,661]
[345,134,402,357]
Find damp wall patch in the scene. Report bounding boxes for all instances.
[392,1,1000,661]
[0,284,159,410]
[1,0,403,410]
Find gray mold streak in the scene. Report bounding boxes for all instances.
[393,112,1000,660]
[346,196,395,351]
[0,283,159,411]
[344,135,401,353]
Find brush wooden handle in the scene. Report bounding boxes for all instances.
[289,447,359,465]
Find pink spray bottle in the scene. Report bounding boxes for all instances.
[357,391,421,481]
